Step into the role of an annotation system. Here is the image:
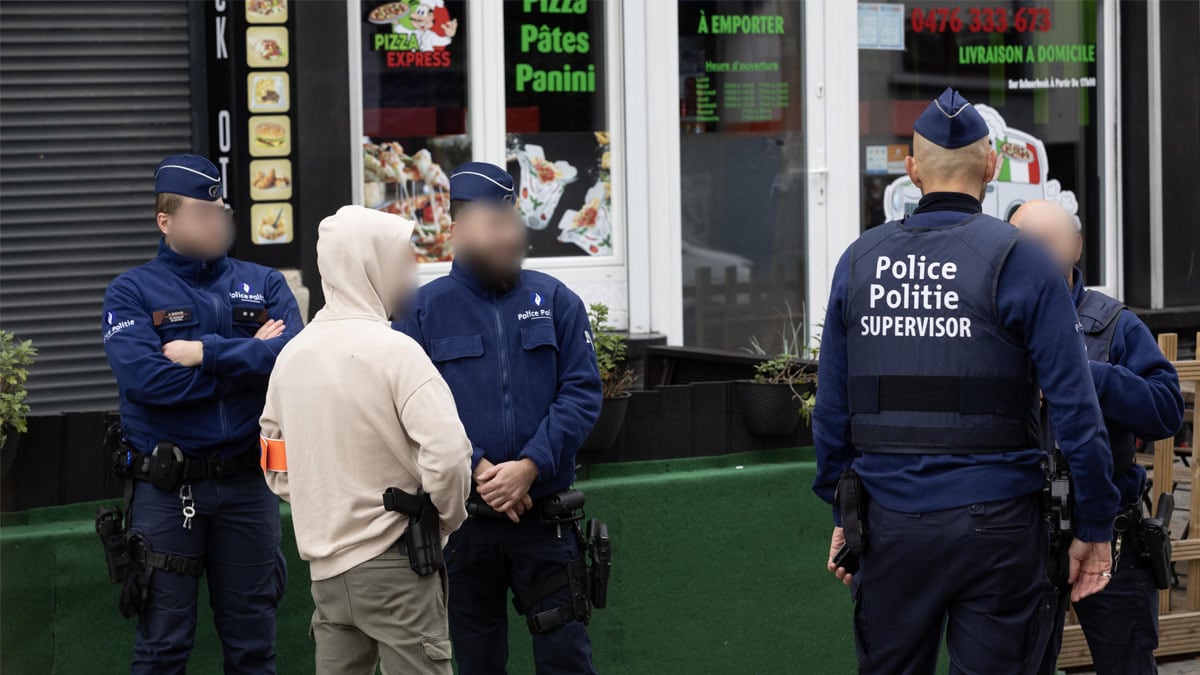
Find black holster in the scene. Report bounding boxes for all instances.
[96,505,132,585]
[94,507,203,619]
[383,487,444,576]
[1139,492,1174,590]
[488,491,613,634]
[835,468,869,555]
[586,518,611,609]
[1039,403,1074,589]
[98,419,203,619]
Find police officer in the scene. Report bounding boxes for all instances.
[397,162,603,674]
[102,154,302,673]
[1013,200,1184,675]
[812,89,1120,674]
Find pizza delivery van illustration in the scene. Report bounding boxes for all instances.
[883,104,1079,222]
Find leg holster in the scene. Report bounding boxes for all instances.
[514,556,593,634]
[96,422,207,620]
[116,534,204,619]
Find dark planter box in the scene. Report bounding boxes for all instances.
[578,380,814,468]
[1,344,816,510]
[575,345,817,467]
[0,412,122,512]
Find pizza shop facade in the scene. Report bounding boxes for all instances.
[177,0,1195,358]
[2,0,1196,428]
[295,0,1192,359]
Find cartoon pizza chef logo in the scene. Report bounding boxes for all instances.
[369,0,458,68]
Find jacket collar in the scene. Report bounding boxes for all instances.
[155,238,228,284]
[1070,266,1086,307]
[911,192,983,216]
[449,258,522,299]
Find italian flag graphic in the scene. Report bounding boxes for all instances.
[996,138,1041,184]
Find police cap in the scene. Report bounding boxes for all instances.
[449,162,516,206]
[155,154,222,201]
[913,88,990,149]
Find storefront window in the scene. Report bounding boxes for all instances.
[678,0,806,351]
[503,0,611,258]
[360,0,470,263]
[858,0,1104,284]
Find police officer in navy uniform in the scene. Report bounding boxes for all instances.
[397,162,602,674]
[812,89,1120,674]
[102,155,302,673]
[1013,200,1184,675]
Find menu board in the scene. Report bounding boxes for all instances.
[360,0,470,264]
[202,0,299,267]
[504,0,610,258]
[679,3,799,130]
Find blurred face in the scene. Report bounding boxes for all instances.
[157,195,234,259]
[390,244,420,320]
[451,202,527,285]
[1010,200,1082,280]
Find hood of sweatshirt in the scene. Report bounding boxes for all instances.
[315,205,416,321]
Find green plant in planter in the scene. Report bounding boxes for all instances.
[587,302,636,398]
[0,331,37,448]
[745,304,818,424]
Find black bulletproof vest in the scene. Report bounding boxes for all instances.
[1077,289,1136,475]
[845,213,1039,454]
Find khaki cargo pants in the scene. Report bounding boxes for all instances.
[310,547,452,675]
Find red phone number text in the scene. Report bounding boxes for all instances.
[910,7,1052,33]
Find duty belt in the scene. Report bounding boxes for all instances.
[119,442,260,484]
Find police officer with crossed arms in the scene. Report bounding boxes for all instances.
[102,155,302,673]
[813,89,1120,674]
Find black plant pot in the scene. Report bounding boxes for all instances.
[579,393,631,461]
[1,425,19,475]
[736,381,805,436]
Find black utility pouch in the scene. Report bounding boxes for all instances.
[542,490,585,525]
[148,442,184,491]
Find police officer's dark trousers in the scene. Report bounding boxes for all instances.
[1040,549,1159,674]
[129,469,286,674]
[444,514,597,675]
[852,494,1055,675]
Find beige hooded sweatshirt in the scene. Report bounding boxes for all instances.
[260,205,471,581]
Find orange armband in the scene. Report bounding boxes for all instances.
[260,436,288,472]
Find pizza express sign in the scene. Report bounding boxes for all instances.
[368,0,460,68]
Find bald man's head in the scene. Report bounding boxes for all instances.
[905,133,998,201]
[1011,199,1082,281]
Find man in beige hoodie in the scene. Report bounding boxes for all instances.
[259,205,472,674]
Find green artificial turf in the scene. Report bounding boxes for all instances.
[0,448,859,674]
